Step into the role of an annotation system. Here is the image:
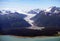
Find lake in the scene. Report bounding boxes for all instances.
[0,35,60,41]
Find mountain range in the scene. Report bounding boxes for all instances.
[27,9,41,14]
[0,10,31,31]
[31,6,60,31]
[0,6,60,36]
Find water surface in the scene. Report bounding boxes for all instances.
[0,35,60,41]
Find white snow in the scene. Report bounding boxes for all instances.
[21,12,45,30]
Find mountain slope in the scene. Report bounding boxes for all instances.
[0,10,31,31]
[31,6,60,31]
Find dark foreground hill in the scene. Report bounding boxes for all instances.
[2,29,57,36]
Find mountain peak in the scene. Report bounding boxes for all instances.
[45,6,60,13]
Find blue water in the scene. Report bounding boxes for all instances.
[0,35,60,41]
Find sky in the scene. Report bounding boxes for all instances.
[0,0,60,12]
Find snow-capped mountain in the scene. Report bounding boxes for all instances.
[31,6,60,20]
[0,10,15,15]
[0,10,31,30]
[45,6,60,13]
[27,9,41,14]
[0,10,27,18]
[30,6,60,31]
[0,6,60,31]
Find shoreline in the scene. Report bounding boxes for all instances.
[0,35,60,38]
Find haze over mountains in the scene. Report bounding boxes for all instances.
[27,9,41,14]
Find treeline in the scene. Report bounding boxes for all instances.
[1,29,57,36]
